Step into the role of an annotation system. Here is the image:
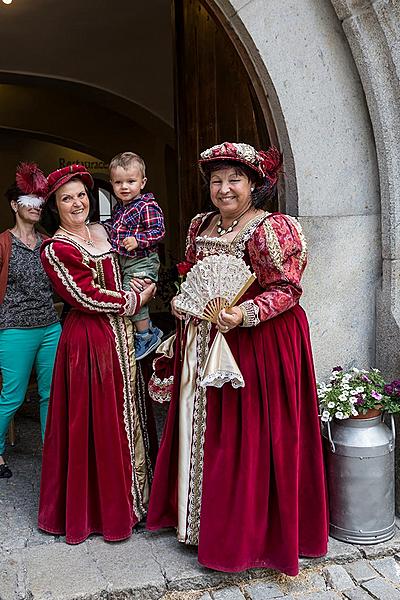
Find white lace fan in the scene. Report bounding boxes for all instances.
[175,254,256,323]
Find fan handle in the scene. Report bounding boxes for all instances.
[228,273,257,309]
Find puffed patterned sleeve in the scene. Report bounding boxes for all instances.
[41,240,140,316]
[184,212,212,263]
[239,213,308,326]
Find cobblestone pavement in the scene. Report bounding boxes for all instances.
[2,413,400,600]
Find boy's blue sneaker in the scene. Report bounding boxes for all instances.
[151,325,163,340]
[135,326,164,360]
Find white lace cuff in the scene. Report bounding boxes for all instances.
[239,300,260,327]
[200,370,244,389]
[123,292,138,316]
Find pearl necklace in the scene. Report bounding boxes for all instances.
[216,206,252,236]
[59,225,96,247]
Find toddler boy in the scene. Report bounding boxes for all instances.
[107,152,165,359]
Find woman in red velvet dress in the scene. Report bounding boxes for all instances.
[38,165,156,544]
[146,142,328,576]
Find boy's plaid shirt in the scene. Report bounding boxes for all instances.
[106,193,165,258]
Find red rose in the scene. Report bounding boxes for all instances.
[177,261,192,277]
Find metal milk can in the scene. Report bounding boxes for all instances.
[323,414,395,544]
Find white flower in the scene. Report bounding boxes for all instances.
[352,367,360,373]
[339,393,348,401]
[321,410,331,422]
[335,411,344,419]
[327,402,335,408]
[350,390,358,396]
[342,384,351,390]
[354,386,364,394]
[351,407,359,416]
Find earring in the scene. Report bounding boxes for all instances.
[251,187,254,192]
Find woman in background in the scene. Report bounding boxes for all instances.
[0,163,61,479]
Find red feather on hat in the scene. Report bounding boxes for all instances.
[15,162,48,197]
[257,146,283,184]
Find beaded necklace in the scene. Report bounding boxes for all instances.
[216,205,252,236]
[59,224,96,247]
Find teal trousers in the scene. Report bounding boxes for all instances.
[0,322,61,455]
[119,253,160,323]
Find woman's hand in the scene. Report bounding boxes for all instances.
[130,277,153,293]
[171,296,185,321]
[139,283,156,307]
[216,307,243,333]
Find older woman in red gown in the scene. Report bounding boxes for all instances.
[146,142,328,576]
[38,165,156,544]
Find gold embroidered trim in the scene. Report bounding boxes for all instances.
[111,253,123,290]
[53,234,114,260]
[45,244,123,312]
[185,213,210,256]
[233,212,270,256]
[263,220,285,275]
[92,257,121,297]
[186,320,211,545]
[134,363,154,502]
[195,212,269,261]
[108,315,149,519]
[289,216,308,271]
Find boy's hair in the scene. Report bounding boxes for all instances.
[109,152,146,178]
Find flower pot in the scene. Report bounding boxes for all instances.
[351,408,382,420]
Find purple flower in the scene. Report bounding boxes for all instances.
[385,381,400,396]
[361,375,371,383]
[356,394,364,405]
[332,366,343,373]
[371,390,382,401]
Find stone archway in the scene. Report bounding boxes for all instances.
[211,0,382,380]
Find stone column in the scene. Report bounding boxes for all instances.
[330,0,400,380]
[330,0,400,510]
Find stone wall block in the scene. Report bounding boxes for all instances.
[301,214,380,378]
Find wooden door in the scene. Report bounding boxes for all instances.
[174,0,273,249]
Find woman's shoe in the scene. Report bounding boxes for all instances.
[0,463,12,478]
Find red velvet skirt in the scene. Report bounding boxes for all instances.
[147,304,328,575]
[38,310,152,544]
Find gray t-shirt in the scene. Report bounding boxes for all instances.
[0,234,59,330]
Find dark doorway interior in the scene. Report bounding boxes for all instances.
[173,0,273,245]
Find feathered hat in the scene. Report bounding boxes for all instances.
[198,141,282,187]
[13,162,49,208]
